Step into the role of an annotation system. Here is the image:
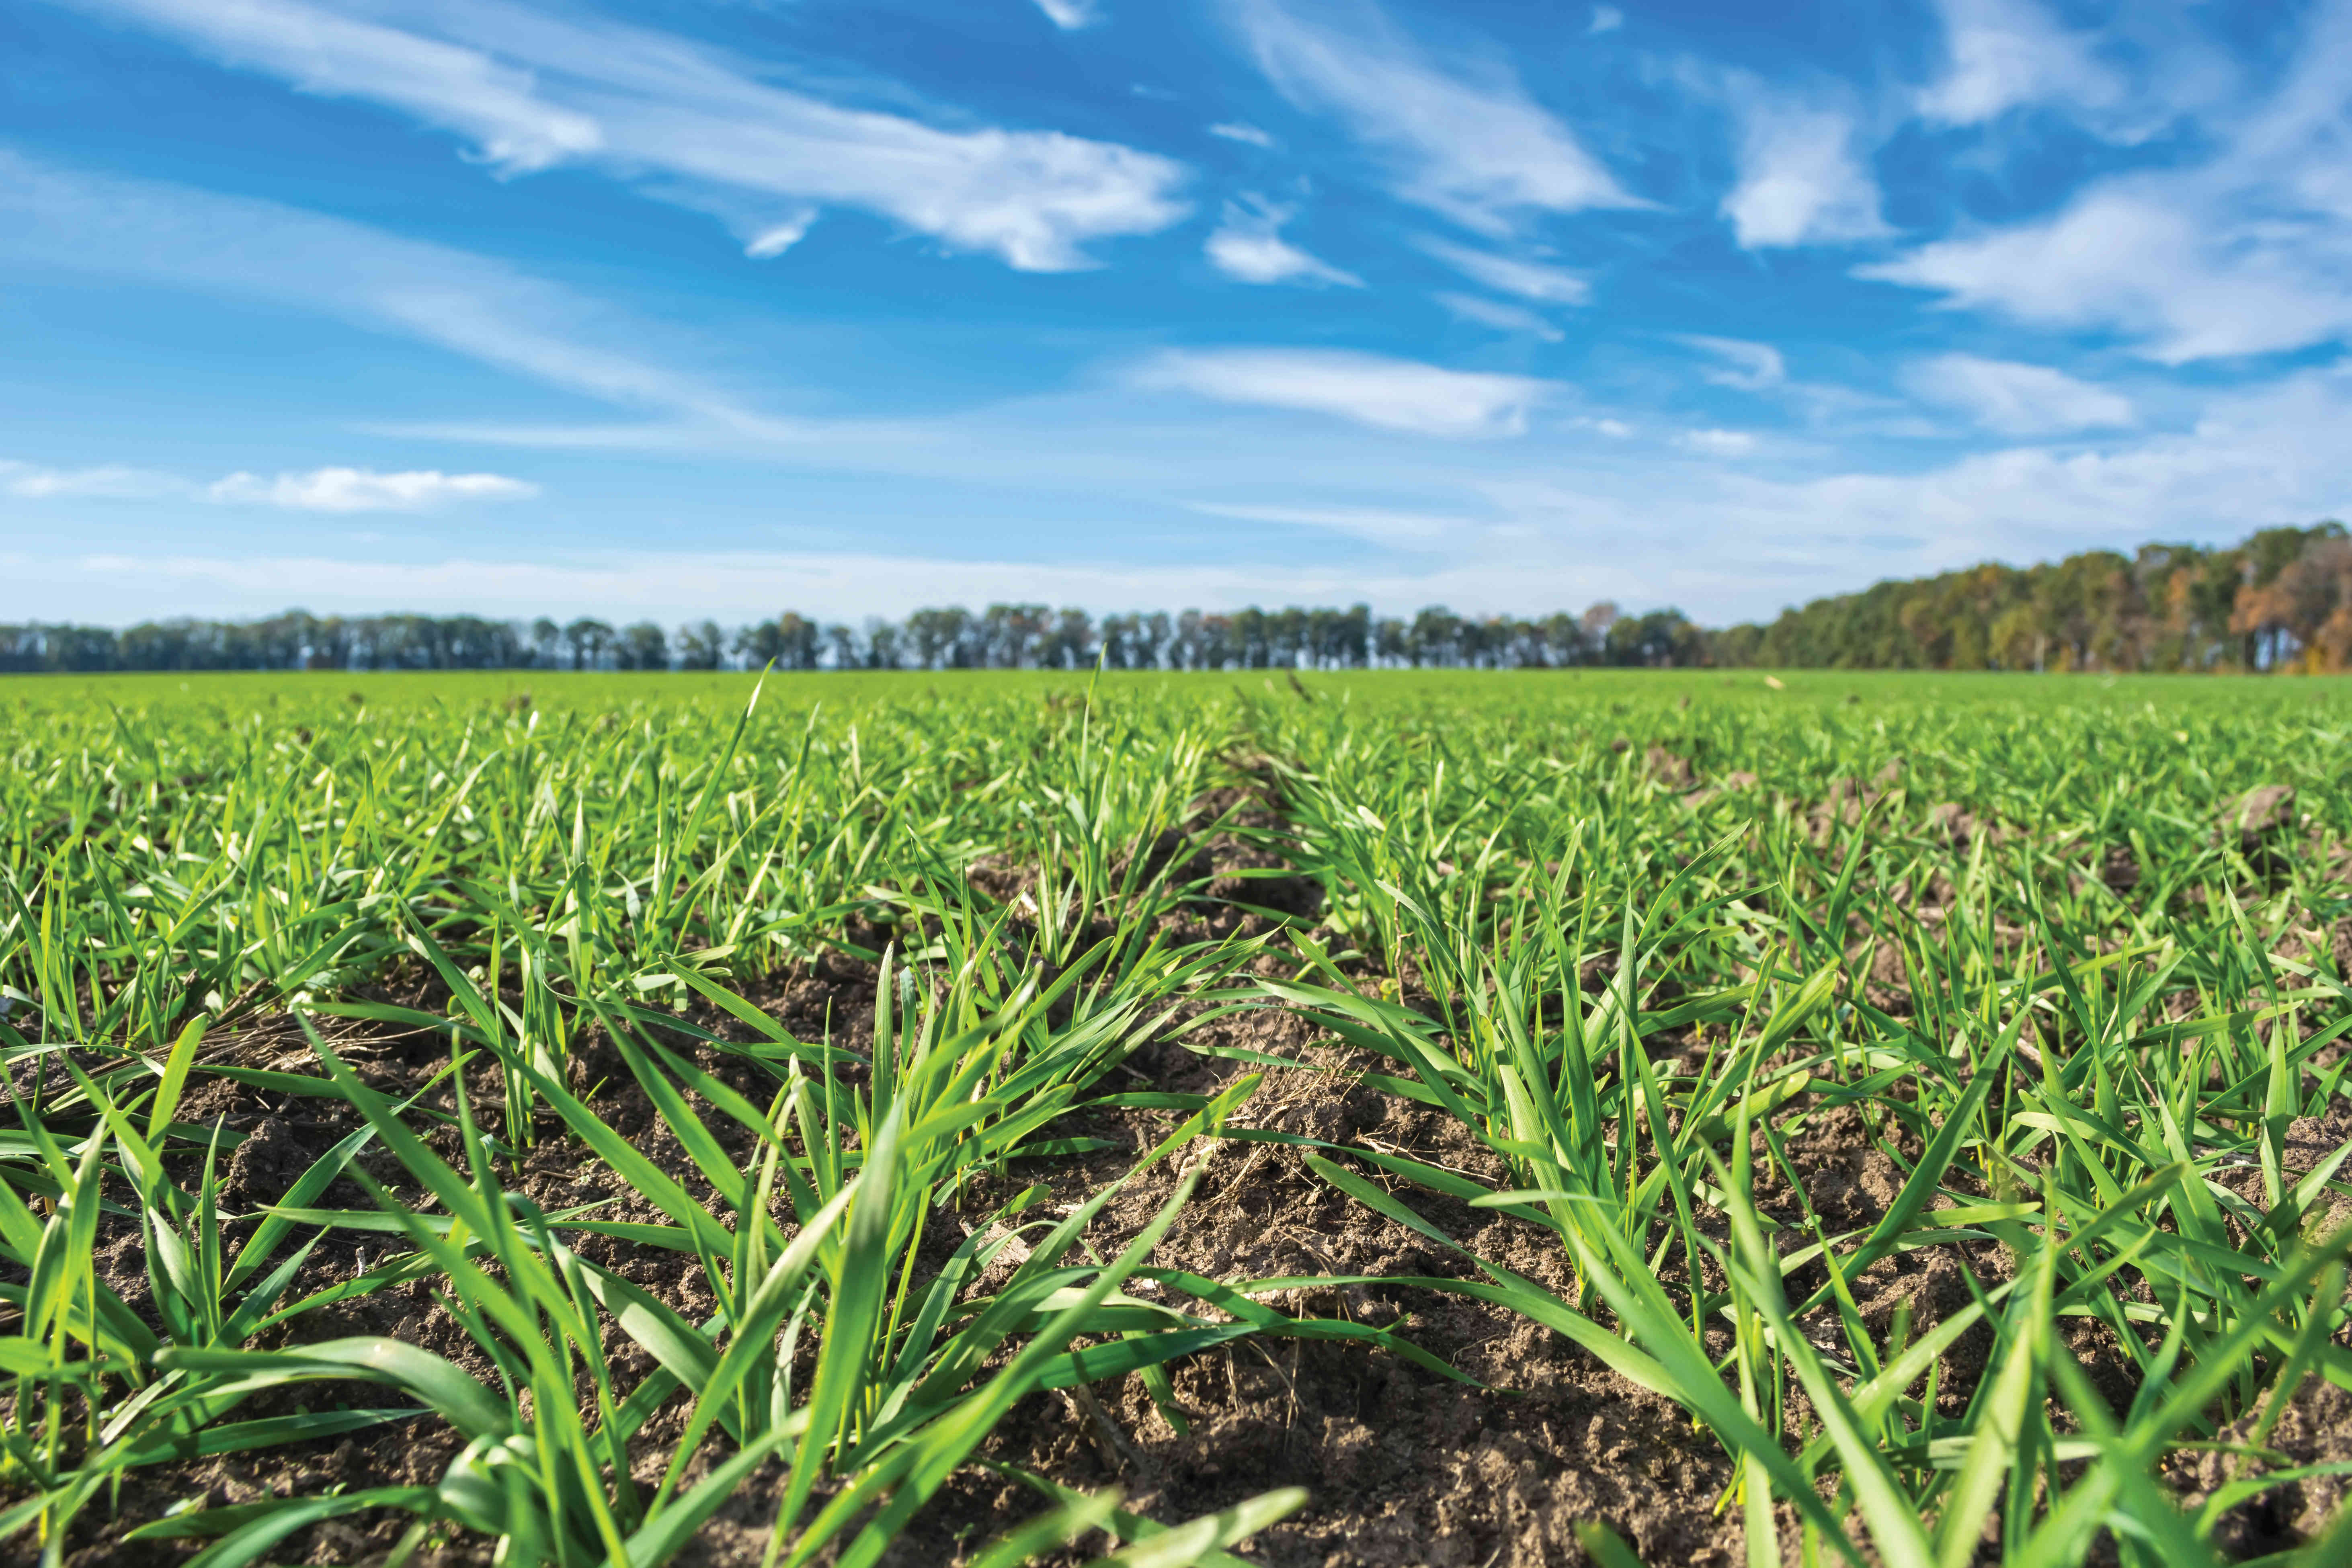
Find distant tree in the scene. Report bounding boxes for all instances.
[822,623,859,670]
[676,620,725,671]
[1044,607,1095,668]
[1224,607,1263,668]
[1097,613,1135,670]
[904,606,976,669]
[734,619,784,669]
[775,614,821,670]
[1407,607,1461,666]
[617,621,670,671]
[35,523,2352,683]
[978,604,1049,668]
[1140,611,1173,669]
[564,618,615,671]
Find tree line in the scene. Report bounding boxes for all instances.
[1710,521,2352,672]
[8,521,2350,675]
[0,602,1700,674]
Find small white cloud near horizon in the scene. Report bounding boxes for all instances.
[1589,6,1624,35]
[1134,347,1549,437]
[1,459,185,500]
[1208,121,1277,148]
[1904,353,2135,435]
[1682,335,1788,391]
[1234,0,1640,234]
[207,467,540,512]
[1204,197,1364,287]
[1187,500,1471,543]
[1436,292,1564,340]
[1681,427,1758,456]
[1032,0,1101,28]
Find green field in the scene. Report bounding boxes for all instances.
[2,669,2350,1567]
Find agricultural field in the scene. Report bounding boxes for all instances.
[1,666,2350,1568]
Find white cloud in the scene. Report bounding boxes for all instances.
[1134,348,1548,437]
[1865,5,2352,365]
[1032,0,1100,29]
[0,151,802,426]
[1720,84,1886,249]
[743,207,818,259]
[1436,293,1563,341]
[207,467,538,512]
[79,0,602,174]
[1589,6,1624,35]
[1208,121,1277,148]
[2,455,538,512]
[1204,197,1363,286]
[59,0,1187,272]
[1680,428,1757,456]
[1681,336,1786,391]
[1232,0,1639,233]
[1859,182,2352,363]
[1416,237,1589,304]
[1916,0,2122,127]
[20,545,1649,625]
[1735,367,2352,563]
[1187,500,1471,542]
[25,365,2352,630]
[0,459,183,499]
[1903,354,2135,436]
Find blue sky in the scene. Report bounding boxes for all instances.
[4,0,2349,625]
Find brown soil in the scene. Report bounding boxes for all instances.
[0,981,2048,1568]
[13,783,2352,1568]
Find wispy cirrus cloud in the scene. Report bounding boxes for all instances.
[1680,336,1786,391]
[1133,347,1548,436]
[1186,500,1471,543]
[1415,237,1588,304]
[208,467,538,511]
[1207,121,1277,148]
[1903,354,2134,436]
[1859,182,2352,363]
[1435,293,1562,341]
[53,0,1188,271]
[0,459,183,500]
[1204,197,1362,286]
[1230,0,1639,234]
[1031,0,1101,30]
[0,149,789,426]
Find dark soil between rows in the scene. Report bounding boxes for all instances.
[12,781,2352,1567]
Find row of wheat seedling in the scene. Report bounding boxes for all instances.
[0,673,2347,1564]
[1218,701,2352,1567]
